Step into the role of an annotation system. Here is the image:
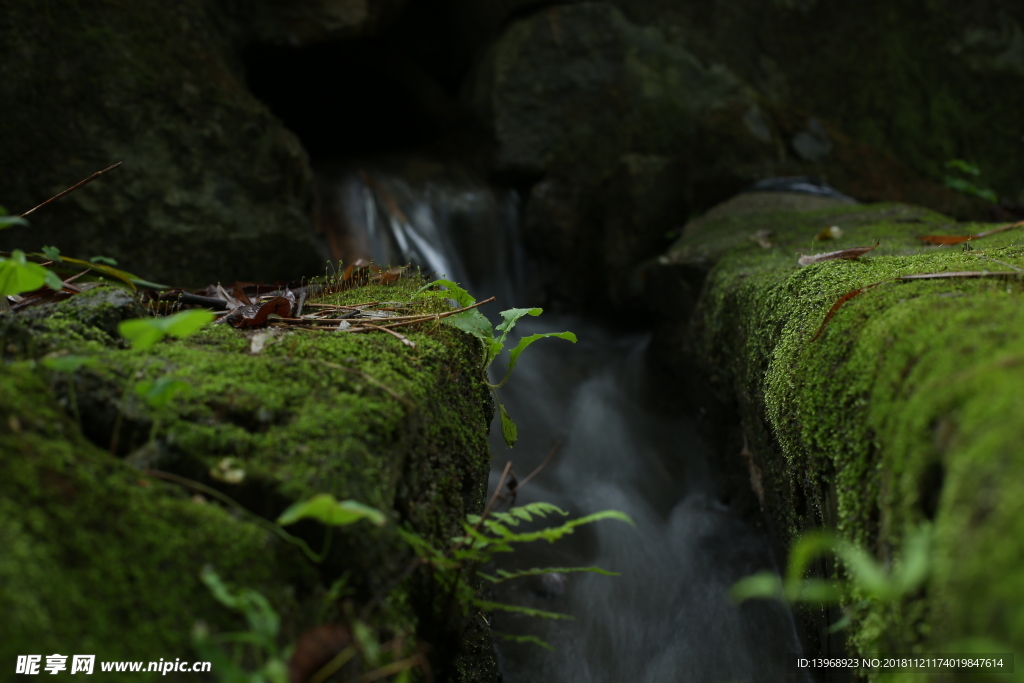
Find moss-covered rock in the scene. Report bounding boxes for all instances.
[651,192,1024,666]
[0,277,497,681]
[0,0,324,286]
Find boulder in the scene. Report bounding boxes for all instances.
[0,0,325,287]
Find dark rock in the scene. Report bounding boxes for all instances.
[0,0,326,287]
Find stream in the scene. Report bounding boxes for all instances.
[316,159,807,683]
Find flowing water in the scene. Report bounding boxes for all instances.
[317,160,807,683]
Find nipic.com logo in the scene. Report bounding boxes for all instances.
[16,655,94,675]
[16,654,212,675]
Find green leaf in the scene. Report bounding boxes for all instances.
[416,278,476,307]
[495,307,543,346]
[491,632,554,650]
[786,578,844,604]
[276,493,387,527]
[0,215,28,230]
[730,572,783,603]
[945,159,981,176]
[352,620,380,668]
[447,308,495,346]
[479,565,620,584]
[895,524,932,594]
[495,331,577,388]
[473,599,574,620]
[134,376,190,409]
[90,255,118,266]
[41,246,62,261]
[0,250,63,296]
[498,401,518,447]
[118,309,214,350]
[117,318,166,351]
[164,309,215,338]
[42,355,96,372]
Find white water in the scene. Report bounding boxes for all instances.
[317,161,807,683]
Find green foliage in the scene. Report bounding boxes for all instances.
[402,500,632,642]
[943,159,998,203]
[281,495,632,649]
[134,376,190,409]
[0,205,28,230]
[193,567,289,683]
[118,308,214,350]
[0,249,63,297]
[416,279,577,446]
[276,493,388,528]
[731,524,932,610]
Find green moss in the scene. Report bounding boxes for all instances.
[1,276,497,679]
[669,195,1024,662]
[0,364,318,682]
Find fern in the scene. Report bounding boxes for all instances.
[282,496,634,649]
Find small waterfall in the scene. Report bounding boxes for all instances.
[316,159,807,683]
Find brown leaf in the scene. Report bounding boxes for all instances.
[916,219,1024,245]
[915,234,974,245]
[798,241,879,266]
[811,283,886,341]
[226,296,293,329]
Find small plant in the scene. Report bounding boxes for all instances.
[416,279,576,447]
[192,567,290,683]
[731,525,932,635]
[118,308,214,351]
[278,493,632,650]
[943,159,998,203]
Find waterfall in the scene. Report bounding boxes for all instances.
[316,159,808,683]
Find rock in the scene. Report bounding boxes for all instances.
[467,2,755,182]
[0,0,325,287]
[0,276,496,678]
[649,191,1024,658]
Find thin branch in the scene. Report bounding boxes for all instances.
[353,322,417,348]
[511,440,562,495]
[21,162,123,218]
[473,461,514,534]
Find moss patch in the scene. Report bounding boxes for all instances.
[0,276,496,680]
[656,192,1024,661]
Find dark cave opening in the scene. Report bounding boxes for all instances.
[242,1,480,162]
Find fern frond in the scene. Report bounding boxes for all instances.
[473,600,574,620]
[478,565,620,584]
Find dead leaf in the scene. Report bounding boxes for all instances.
[226,296,293,329]
[798,241,879,266]
[916,219,1024,245]
[812,286,874,340]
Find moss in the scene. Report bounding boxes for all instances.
[1,275,497,679]
[662,194,1024,664]
[0,364,319,682]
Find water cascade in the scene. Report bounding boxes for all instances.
[317,160,808,683]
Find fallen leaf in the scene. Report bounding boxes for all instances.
[916,219,1024,245]
[812,287,872,340]
[798,241,879,266]
[226,296,293,329]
